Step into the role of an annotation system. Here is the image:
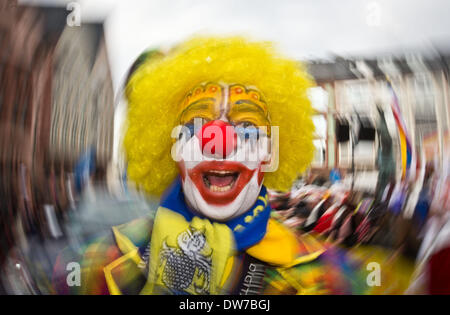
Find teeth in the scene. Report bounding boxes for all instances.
[210,184,233,192]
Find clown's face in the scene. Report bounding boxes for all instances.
[173,82,272,221]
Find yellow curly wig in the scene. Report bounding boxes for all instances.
[124,36,315,197]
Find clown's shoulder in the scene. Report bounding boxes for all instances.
[52,214,153,295]
[52,212,374,295]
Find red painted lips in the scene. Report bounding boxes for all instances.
[187,161,256,205]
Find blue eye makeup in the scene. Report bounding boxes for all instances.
[235,126,261,140]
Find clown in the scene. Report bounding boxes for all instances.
[122,37,316,295]
[54,37,407,295]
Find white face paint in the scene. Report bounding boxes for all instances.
[176,132,270,221]
[173,83,272,221]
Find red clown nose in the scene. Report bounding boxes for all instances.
[197,120,237,159]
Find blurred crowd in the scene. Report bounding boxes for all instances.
[270,160,449,293]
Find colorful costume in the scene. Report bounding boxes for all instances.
[52,37,412,295]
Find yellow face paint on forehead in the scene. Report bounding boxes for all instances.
[178,82,271,131]
[179,83,223,125]
[227,84,271,130]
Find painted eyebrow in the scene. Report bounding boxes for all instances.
[180,98,216,116]
[230,100,267,115]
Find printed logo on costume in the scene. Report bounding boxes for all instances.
[159,227,212,294]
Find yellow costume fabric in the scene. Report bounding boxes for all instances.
[246,219,299,266]
[140,207,235,295]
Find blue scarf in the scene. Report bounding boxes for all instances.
[159,177,271,251]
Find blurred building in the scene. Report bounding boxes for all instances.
[306,55,450,180]
[0,4,114,261]
[50,22,114,175]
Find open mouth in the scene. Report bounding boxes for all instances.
[186,161,257,205]
[202,170,239,193]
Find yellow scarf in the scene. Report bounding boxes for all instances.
[140,207,235,295]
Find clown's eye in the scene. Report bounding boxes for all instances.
[235,124,260,140]
[236,121,255,129]
[180,118,209,140]
[188,117,209,126]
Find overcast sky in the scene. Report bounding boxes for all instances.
[21,0,450,92]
